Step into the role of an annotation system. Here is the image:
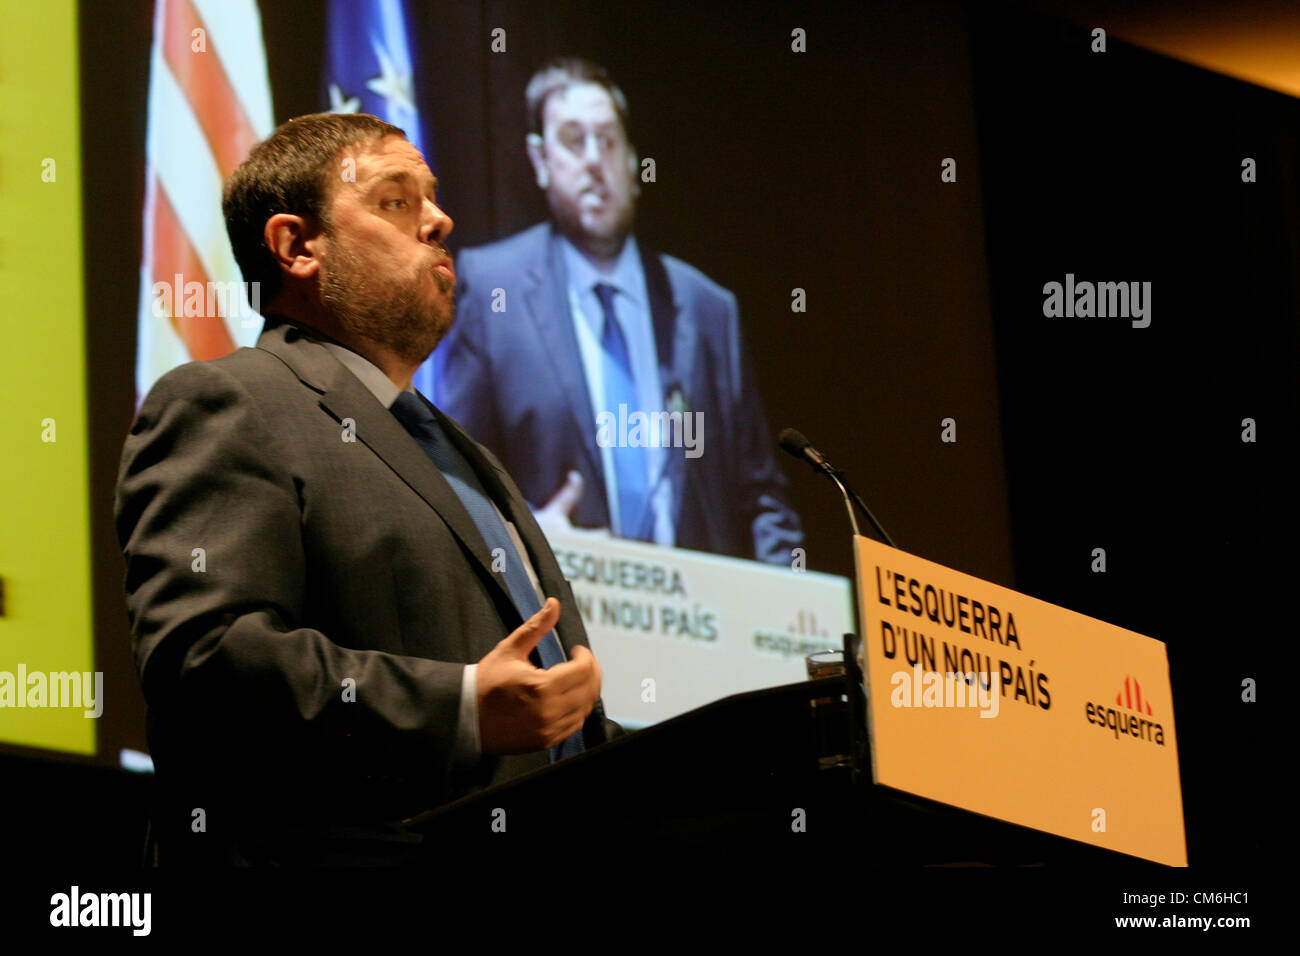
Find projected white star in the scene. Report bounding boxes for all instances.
[328,83,360,114]
[365,41,414,116]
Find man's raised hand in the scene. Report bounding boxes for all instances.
[476,597,602,754]
[533,470,610,540]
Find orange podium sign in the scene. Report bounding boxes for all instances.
[853,536,1186,866]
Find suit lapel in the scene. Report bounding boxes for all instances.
[434,407,586,651]
[256,319,518,618]
[640,242,698,531]
[522,229,603,479]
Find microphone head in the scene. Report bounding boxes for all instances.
[778,428,811,459]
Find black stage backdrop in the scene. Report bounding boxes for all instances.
[971,6,1290,866]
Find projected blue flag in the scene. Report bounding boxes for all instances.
[321,0,439,397]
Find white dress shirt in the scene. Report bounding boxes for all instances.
[560,236,674,545]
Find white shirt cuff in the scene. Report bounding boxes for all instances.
[455,663,480,765]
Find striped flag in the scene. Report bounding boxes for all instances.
[321,0,438,397]
[136,0,274,403]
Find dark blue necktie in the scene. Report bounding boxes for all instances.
[593,282,651,541]
[389,390,584,760]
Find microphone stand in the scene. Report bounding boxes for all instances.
[814,462,896,550]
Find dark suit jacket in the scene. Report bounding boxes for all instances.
[435,222,803,564]
[114,317,609,865]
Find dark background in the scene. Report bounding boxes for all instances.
[6,0,1287,870]
[971,6,1289,867]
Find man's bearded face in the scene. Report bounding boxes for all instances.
[319,226,454,366]
[317,135,457,365]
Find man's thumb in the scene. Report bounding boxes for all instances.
[504,597,560,656]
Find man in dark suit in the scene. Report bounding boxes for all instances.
[435,57,803,564]
[115,113,609,865]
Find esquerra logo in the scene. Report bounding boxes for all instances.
[1084,675,1165,745]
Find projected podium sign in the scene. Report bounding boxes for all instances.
[548,532,853,728]
[853,536,1186,866]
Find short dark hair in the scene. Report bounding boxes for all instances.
[222,112,405,303]
[526,56,631,141]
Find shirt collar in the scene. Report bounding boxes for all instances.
[559,233,646,311]
[318,340,413,409]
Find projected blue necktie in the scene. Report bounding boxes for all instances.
[389,390,585,761]
[593,282,651,540]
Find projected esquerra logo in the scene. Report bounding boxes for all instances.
[1085,674,1166,746]
[753,608,836,660]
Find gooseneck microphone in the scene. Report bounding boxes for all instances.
[778,428,833,472]
[778,428,896,548]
